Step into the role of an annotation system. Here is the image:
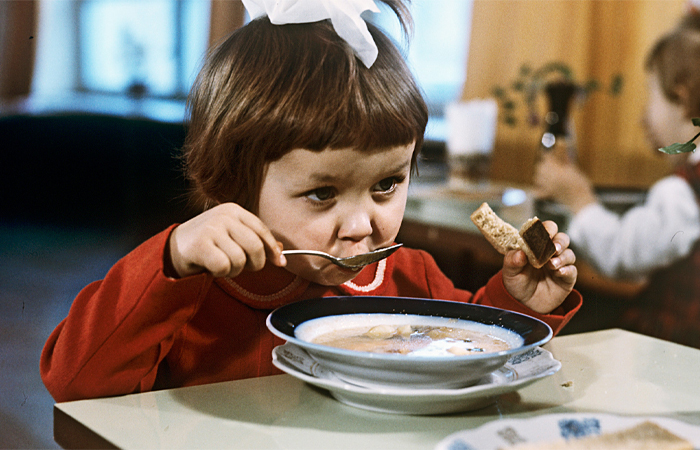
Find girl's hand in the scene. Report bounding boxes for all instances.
[501,220,577,314]
[167,203,286,279]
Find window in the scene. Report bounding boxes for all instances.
[368,0,473,118]
[32,0,470,134]
[78,0,209,98]
[32,0,209,100]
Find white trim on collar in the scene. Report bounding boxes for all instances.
[341,258,386,293]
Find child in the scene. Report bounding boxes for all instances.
[534,13,700,348]
[41,0,581,403]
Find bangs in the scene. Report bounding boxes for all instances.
[245,19,428,157]
[183,16,428,210]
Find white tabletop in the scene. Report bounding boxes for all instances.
[54,329,700,449]
[404,181,535,232]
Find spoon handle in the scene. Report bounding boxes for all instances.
[281,250,333,258]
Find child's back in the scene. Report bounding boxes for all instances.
[535,13,700,348]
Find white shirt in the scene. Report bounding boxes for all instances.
[567,174,700,281]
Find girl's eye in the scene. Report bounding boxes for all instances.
[373,177,400,193]
[307,187,334,202]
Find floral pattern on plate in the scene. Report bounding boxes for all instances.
[435,413,700,449]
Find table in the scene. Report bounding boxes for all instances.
[54,329,700,449]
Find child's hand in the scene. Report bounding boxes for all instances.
[501,220,577,314]
[167,203,286,279]
[534,153,597,214]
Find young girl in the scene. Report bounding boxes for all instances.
[41,0,581,403]
[534,13,700,348]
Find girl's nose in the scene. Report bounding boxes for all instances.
[337,206,374,241]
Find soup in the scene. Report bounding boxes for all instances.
[295,313,524,357]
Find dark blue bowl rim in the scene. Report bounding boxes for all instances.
[267,296,552,352]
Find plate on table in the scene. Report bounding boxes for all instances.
[435,413,700,449]
[271,342,561,415]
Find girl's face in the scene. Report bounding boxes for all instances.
[643,71,690,151]
[257,143,415,286]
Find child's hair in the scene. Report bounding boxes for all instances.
[182,1,428,211]
[645,13,700,117]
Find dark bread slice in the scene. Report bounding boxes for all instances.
[520,217,557,269]
[470,202,556,269]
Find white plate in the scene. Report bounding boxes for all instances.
[435,413,700,449]
[272,343,561,415]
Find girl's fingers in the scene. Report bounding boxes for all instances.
[210,233,250,277]
[212,206,284,275]
[208,244,246,278]
[557,259,578,283]
[224,225,269,272]
[169,203,285,279]
[542,220,571,258]
[236,211,286,267]
[541,220,559,239]
[548,248,576,272]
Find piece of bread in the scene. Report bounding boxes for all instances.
[504,420,693,450]
[470,202,556,269]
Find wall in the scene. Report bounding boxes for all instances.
[463,0,686,189]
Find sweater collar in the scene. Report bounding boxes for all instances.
[214,253,394,309]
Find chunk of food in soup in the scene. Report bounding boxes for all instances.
[295,314,523,356]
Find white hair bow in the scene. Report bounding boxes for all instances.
[241,0,381,68]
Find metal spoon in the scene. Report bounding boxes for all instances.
[282,243,403,270]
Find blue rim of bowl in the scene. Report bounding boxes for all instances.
[266,296,553,362]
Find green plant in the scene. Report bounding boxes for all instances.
[659,118,700,154]
[492,62,623,127]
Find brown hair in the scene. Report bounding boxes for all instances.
[645,14,700,116]
[182,1,428,211]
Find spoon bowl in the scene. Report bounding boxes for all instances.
[282,244,403,269]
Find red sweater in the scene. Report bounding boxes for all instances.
[41,226,581,402]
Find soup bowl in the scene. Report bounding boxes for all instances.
[266,296,552,390]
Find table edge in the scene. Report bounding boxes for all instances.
[54,404,118,450]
